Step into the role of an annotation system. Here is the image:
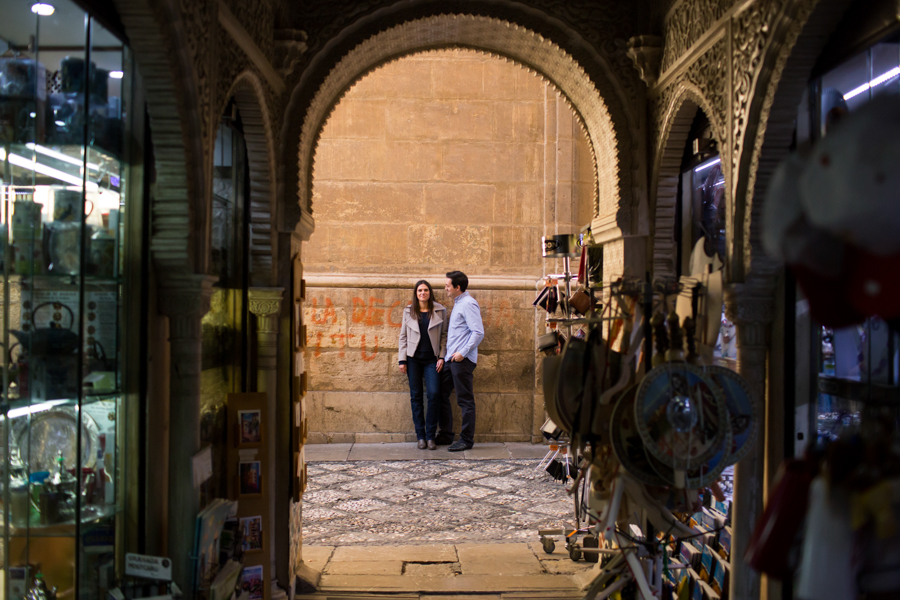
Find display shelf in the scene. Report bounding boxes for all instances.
[2,506,119,538]
[818,375,900,405]
[2,394,121,416]
[9,274,122,287]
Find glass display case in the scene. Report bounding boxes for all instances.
[1,2,140,599]
[809,34,900,440]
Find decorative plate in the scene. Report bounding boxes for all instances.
[611,385,727,489]
[13,407,99,472]
[634,363,731,470]
[705,366,759,465]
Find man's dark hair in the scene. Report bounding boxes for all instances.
[446,271,468,293]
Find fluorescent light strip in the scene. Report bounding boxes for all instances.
[843,66,900,100]
[26,143,99,171]
[8,153,99,191]
[6,399,69,419]
[694,157,721,173]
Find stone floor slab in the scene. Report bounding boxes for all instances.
[463,445,513,459]
[305,444,354,461]
[528,541,571,560]
[347,443,451,461]
[301,545,334,571]
[506,442,553,459]
[456,543,545,576]
[324,561,404,576]
[330,544,457,563]
[402,562,460,577]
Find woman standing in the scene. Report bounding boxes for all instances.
[398,280,447,450]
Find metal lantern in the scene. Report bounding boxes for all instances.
[541,234,579,258]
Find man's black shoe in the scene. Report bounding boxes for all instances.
[448,441,473,452]
[434,433,455,446]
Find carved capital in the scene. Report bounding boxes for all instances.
[249,287,284,323]
[723,283,775,350]
[249,287,283,370]
[158,274,219,318]
[626,36,663,86]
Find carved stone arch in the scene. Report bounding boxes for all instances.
[735,0,854,285]
[112,0,209,274]
[281,12,641,239]
[651,83,725,279]
[221,71,279,286]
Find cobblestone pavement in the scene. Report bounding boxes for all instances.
[303,459,575,546]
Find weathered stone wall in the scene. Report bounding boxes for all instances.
[304,50,594,442]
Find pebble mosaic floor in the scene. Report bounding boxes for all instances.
[302,459,575,546]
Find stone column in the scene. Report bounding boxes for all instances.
[249,287,284,590]
[724,284,774,600]
[157,273,217,597]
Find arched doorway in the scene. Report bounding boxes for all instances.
[282,11,639,593]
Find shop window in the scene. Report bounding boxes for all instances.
[200,104,251,503]
[1,1,145,598]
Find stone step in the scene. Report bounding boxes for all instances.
[309,573,583,595]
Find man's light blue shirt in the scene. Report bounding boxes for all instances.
[445,291,485,364]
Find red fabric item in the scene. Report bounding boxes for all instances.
[745,458,817,580]
[577,243,588,284]
[790,244,900,328]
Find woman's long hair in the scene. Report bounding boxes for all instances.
[410,280,435,321]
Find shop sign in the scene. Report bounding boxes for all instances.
[125,553,172,581]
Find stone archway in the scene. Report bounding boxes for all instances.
[223,71,279,286]
[112,0,209,274]
[281,12,643,243]
[651,85,724,279]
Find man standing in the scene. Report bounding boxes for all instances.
[441,271,485,451]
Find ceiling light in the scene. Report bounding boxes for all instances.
[31,3,55,16]
[109,70,124,80]
[25,143,99,171]
[694,157,721,173]
[7,152,98,190]
[843,66,900,100]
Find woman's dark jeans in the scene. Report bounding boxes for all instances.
[406,358,441,440]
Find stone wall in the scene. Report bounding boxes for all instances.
[303,50,594,442]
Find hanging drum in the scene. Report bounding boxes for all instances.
[634,363,731,470]
[705,366,759,466]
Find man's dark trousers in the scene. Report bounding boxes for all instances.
[440,359,477,445]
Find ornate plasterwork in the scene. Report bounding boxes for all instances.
[179,0,216,165]
[730,0,779,178]
[734,0,844,285]
[222,0,274,60]
[649,33,727,282]
[292,14,630,236]
[661,0,733,73]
